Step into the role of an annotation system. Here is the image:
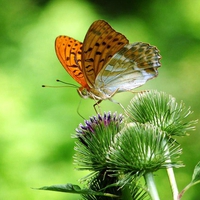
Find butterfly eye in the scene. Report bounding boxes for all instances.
[77,88,89,99]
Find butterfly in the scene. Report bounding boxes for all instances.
[55,20,161,109]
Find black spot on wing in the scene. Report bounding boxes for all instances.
[96,51,102,55]
[113,38,119,42]
[107,45,111,49]
[85,65,94,73]
[84,47,93,53]
[118,42,126,45]
[85,58,94,62]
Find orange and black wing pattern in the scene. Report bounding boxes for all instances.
[81,20,129,87]
[55,36,88,87]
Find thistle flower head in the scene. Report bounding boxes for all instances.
[126,90,197,136]
[74,112,124,171]
[107,123,183,175]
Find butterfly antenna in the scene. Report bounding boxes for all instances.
[42,85,69,88]
[56,79,79,88]
[42,80,79,88]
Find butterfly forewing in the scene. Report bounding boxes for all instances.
[55,36,87,87]
[95,42,161,93]
[82,20,129,87]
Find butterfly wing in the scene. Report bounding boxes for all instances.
[82,20,129,88]
[95,42,161,94]
[55,36,88,87]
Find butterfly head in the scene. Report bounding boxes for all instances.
[77,87,90,99]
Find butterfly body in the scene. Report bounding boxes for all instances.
[55,20,161,103]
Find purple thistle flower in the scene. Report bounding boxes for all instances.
[75,112,123,145]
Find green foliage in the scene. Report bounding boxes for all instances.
[1,0,200,199]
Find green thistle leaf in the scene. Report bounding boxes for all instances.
[191,161,200,184]
[82,171,148,200]
[35,183,118,198]
[178,161,200,199]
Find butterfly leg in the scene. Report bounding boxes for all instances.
[128,89,149,94]
[107,88,126,110]
[108,98,125,111]
[93,100,102,114]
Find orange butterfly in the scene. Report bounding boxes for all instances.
[55,20,161,108]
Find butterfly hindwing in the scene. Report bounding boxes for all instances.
[95,42,161,93]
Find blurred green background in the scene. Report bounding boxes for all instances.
[0,0,200,199]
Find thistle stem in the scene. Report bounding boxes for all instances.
[167,167,179,200]
[165,142,179,199]
[145,172,160,200]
